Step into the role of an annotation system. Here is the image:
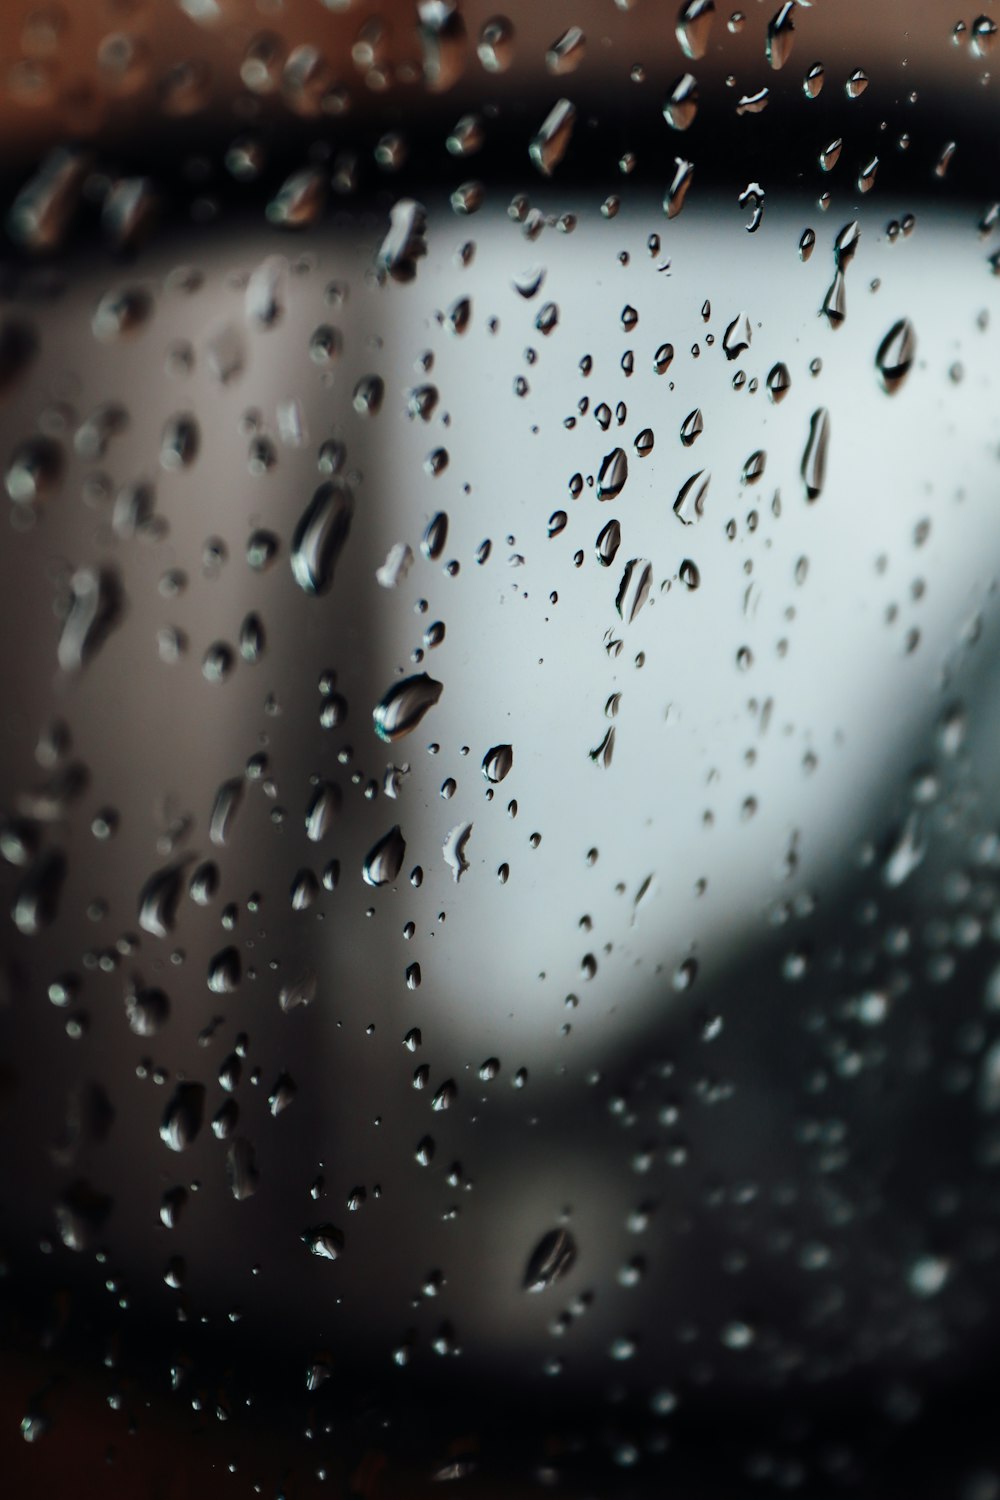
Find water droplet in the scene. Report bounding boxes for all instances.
[7,146,90,251]
[845,67,869,98]
[524,1228,577,1291]
[766,2,795,69]
[446,297,471,335]
[598,447,628,500]
[160,1083,205,1152]
[547,26,586,75]
[443,822,473,882]
[267,166,326,229]
[596,519,622,567]
[803,62,824,98]
[209,777,243,847]
[858,155,879,192]
[664,157,695,218]
[664,73,699,130]
[674,471,710,525]
[529,98,576,176]
[227,1139,260,1200]
[676,0,715,61]
[799,227,816,260]
[451,181,483,215]
[482,745,513,783]
[353,375,384,416]
[513,265,546,299]
[422,511,449,560]
[375,198,428,282]
[875,318,916,393]
[742,450,766,485]
[303,782,339,845]
[290,481,353,596]
[364,825,406,887]
[138,862,188,938]
[722,311,751,360]
[431,1079,457,1112]
[189,861,218,904]
[5,436,62,504]
[680,408,704,446]
[767,362,791,402]
[376,543,415,589]
[245,254,287,328]
[822,269,846,327]
[736,87,770,116]
[679,558,700,589]
[477,15,515,72]
[56,1179,112,1253]
[374,674,443,742]
[801,408,830,501]
[208,947,241,994]
[972,15,998,56]
[12,849,65,936]
[590,727,616,769]
[654,342,675,375]
[57,567,123,674]
[819,139,842,172]
[267,1071,297,1116]
[616,559,653,624]
[446,113,484,158]
[303,1224,344,1260]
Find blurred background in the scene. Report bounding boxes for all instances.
[3,1,1000,1496]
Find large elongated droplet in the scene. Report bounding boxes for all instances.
[524,1227,577,1291]
[616,560,653,624]
[138,861,188,937]
[597,447,628,500]
[765,2,795,69]
[363,826,406,887]
[664,73,699,130]
[674,471,710,525]
[875,318,916,394]
[664,157,695,218]
[160,1083,205,1152]
[373,674,443,742]
[375,199,428,283]
[290,482,353,595]
[801,408,830,500]
[57,568,123,673]
[529,99,576,176]
[676,0,715,61]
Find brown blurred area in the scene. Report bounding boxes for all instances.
[0,0,986,177]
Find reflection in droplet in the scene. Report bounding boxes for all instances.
[160,1083,205,1152]
[524,1227,577,1291]
[374,674,443,742]
[529,99,576,176]
[290,482,353,596]
[616,559,653,624]
[664,157,695,219]
[598,447,628,500]
[676,0,715,62]
[664,73,699,130]
[57,568,123,674]
[876,318,916,394]
[801,408,830,501]
[674,471,710,525]
[138,862,187,938]
[364,825,406,887]
[482,745,513,783]
[765,2,795,70]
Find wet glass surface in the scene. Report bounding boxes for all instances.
[3,3,1000,1495]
